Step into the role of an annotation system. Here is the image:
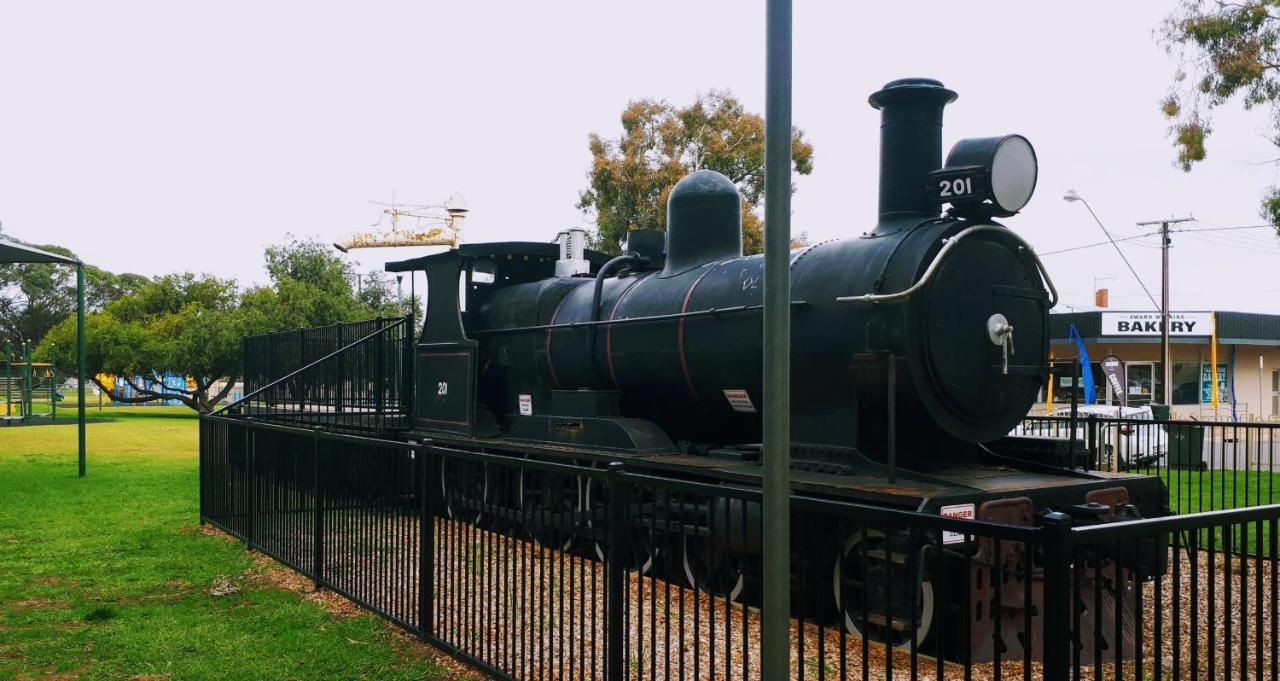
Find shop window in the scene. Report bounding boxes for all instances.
[1171,363,1201,405]
[1052,361,1105,404]
[1272,369,1278,416]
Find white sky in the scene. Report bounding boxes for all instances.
[2,1,1278,313]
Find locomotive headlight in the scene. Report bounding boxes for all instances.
[929,134,1038,218]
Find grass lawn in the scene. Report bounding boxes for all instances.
[1130,465,1280,514]
[0,407,456,680]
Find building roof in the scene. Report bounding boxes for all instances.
[0,238,80,265]
[1050,310,1280,346]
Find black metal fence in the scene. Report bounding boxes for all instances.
[201,414,1280,679]
[1015,415,1280,515]
[228,316,414,434]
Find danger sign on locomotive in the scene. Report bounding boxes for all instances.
[1100,311,1214,337]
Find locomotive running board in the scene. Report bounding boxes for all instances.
[503,414,677,455]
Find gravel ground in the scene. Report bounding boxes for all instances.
[427,520,1279,680]
[250,509,1280,680]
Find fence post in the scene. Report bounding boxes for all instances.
[402,317,414,419]
[418,443,436,641]
[1040,511,1073,681]
[606,461,628,681]
[1085,414,1097,470]
[375,317,385,429]
[312,429,324,589]
[246,425,256,551]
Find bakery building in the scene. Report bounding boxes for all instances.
[1043,311,1280,420]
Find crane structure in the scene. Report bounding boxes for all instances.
[334,193,468,253]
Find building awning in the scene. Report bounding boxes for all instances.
[1049,310,1280,347]
[0,238,81,265]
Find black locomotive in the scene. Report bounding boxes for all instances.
[385,78,1167,656]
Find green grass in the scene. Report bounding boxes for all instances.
[1130,466,1280,514]
[0,407,452,680]
[1122,466,1280,554]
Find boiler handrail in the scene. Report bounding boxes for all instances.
[835,224,1059,307]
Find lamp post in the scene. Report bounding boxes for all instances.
[1064,191,1163,403]
[1062,191,1158,310]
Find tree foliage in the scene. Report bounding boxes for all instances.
[41,274,244,413]
[242,235,412,332]
[1160,0,1280,230]
[0,229,148,346]
[578,90,815,254]
[37,236,415,413]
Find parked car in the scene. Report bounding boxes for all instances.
[1013,405,1169,470]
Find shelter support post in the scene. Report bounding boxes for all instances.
[77,263,86,477]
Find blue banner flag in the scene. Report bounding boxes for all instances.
[1067,323,1095,404]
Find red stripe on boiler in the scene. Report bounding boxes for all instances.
[545,296,568,390]
[605,276,645,388]
[678,266,715,405]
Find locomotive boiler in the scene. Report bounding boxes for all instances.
[386,78,1167,656]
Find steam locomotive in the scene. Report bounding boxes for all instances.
[385,78,1167,656]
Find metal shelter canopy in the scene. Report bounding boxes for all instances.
[0,237,88,476]
[0,239,80,265]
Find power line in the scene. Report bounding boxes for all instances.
[1039,223,1277,256]
[1039,230,1160,256]
[1060,194,1161,309]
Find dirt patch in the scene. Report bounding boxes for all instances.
[239,554,361,619]
[10,597,63,611]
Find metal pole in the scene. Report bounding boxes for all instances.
[4,339,11,417]
[1137,216,1192,405]
[22,340,31,418]
[1161,221,1171,407]
[761,0,792,676]
[50,345,56,421]
[1040,511,1073,681]
[605,461,628,681]
[77,263,86,477]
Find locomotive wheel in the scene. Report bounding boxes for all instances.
[682,532,746,602]
[584,477,657,575]
[440,458,488,525]
[517,461,585,552]
[833,529,934,649]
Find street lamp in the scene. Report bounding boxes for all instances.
[1062,190,1158,310]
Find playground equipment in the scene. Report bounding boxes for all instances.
[0,237,86,475]
[2,339,65,423]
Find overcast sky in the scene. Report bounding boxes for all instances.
[2,1,1278,313]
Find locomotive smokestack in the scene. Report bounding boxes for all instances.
[868,78,958,222]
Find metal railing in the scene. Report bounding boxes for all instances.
[201,414,1280,680]
[1015,415,1280,515]
[224,316,414,434]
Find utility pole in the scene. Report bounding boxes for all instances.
[1137,217,1193,407]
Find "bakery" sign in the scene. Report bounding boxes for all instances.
[1100,312,1213,337]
